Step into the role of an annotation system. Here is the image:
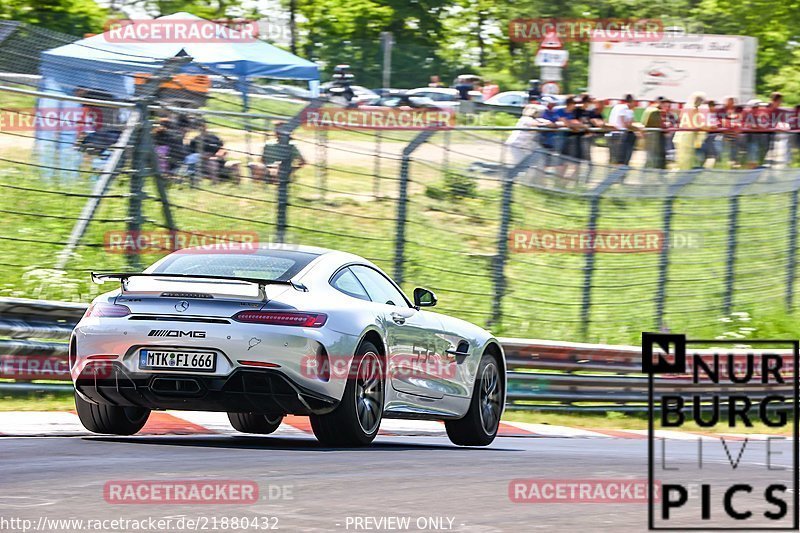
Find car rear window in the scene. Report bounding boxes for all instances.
[150,250,319,281]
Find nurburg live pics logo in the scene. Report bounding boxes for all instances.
[643,332,799,530]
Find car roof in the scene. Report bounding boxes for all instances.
[408,87,456,94]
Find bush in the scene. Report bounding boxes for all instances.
[444,171,477,200]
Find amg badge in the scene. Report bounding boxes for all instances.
[147,329,206,338]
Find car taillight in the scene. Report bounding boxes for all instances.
[233,311,327,327]
[84,303,131,318]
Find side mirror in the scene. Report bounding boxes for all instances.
[413,287,437,308]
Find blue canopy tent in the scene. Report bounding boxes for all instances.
[36,12,319,178]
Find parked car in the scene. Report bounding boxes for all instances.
[406,87,484,108]
[484,91,529,107]
[320,83,380,105]
[373,90,442,109]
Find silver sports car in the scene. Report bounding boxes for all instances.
[70,244,506,446]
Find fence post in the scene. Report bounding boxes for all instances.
[126,101,149,270]
[489,151,541,329]
[374,130,382,199]
[655,171,698,330]
[55,56,190,270]
[394,129,436,286]
[316,127,327,202]
[723,170,762,314]
[787,184,800,309]
[580,167,628,339]
[276,99,322,242]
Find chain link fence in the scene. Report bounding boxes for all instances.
[1,22,798,345]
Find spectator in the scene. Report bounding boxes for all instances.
[428,75,444,88]
[579,95,605,162]
[674,92,706,169]
[607,94,638,165]
[186,123,241,183]
[557,96,587,179]
[718,97,739,167]
[744,100,771,168]
[249,123,306,184]
[539,96,563,153]
[152,122,172,176]
[698,100,720,167]
[559,96,585,160]
[505,104,540,164]
[641,97,669,169]
[481,79,500,100]
[766,92,784,164]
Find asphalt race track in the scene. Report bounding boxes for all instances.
[1,427,794,532]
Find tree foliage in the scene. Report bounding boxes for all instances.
[3,0,800,98]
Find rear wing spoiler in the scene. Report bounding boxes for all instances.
[91,273,308,297]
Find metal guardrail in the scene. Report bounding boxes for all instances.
[0,298,794,411]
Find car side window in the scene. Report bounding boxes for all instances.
[330,267,370,301]
[350,265,409,307]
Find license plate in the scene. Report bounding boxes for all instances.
[139,350,216,372]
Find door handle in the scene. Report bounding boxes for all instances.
[390,312,406,325]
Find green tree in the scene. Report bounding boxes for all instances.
[0,0,108,36]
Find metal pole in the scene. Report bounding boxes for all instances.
[489,151,541,329]
[127,102,148,270]
[276,99,323,242]
[381,32,393,89]
[580,166,629,339]
[55,55,191,270]
[374,130,382,199]
[655,171,697,330]
[787,187,800,309]
[394,130,435,285]
[723,170,762,315]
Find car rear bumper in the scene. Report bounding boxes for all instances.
[74,362,339,416]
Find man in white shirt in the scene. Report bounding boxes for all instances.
[506,104,543,164]
[607,94,638,164]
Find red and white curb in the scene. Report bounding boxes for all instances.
[0,411,784,440]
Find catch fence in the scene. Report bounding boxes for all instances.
[1,33,800,344]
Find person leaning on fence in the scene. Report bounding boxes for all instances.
[641,97,669,169]
[607,94,639,165]
[579,95,606,162]
[559,96,586,160]
[698,100,721,167]
[673,92,706,170]
[505,104,541,165]
[249,125,306,184]
[538,97,563,152]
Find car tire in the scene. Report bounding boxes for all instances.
[310,341,384,447]
[74,391,150,435]
[227,412,283,434]
[445,352,504,446]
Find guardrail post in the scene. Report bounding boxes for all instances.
[489,151,542,329]
[723,170,762,314]
[655,171,698,330]
[580,167,629,339]
[394,129,436,285]
[786,176,800,309]
[276,99,322,242]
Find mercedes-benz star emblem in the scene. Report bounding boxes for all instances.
[175,301,189,312]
